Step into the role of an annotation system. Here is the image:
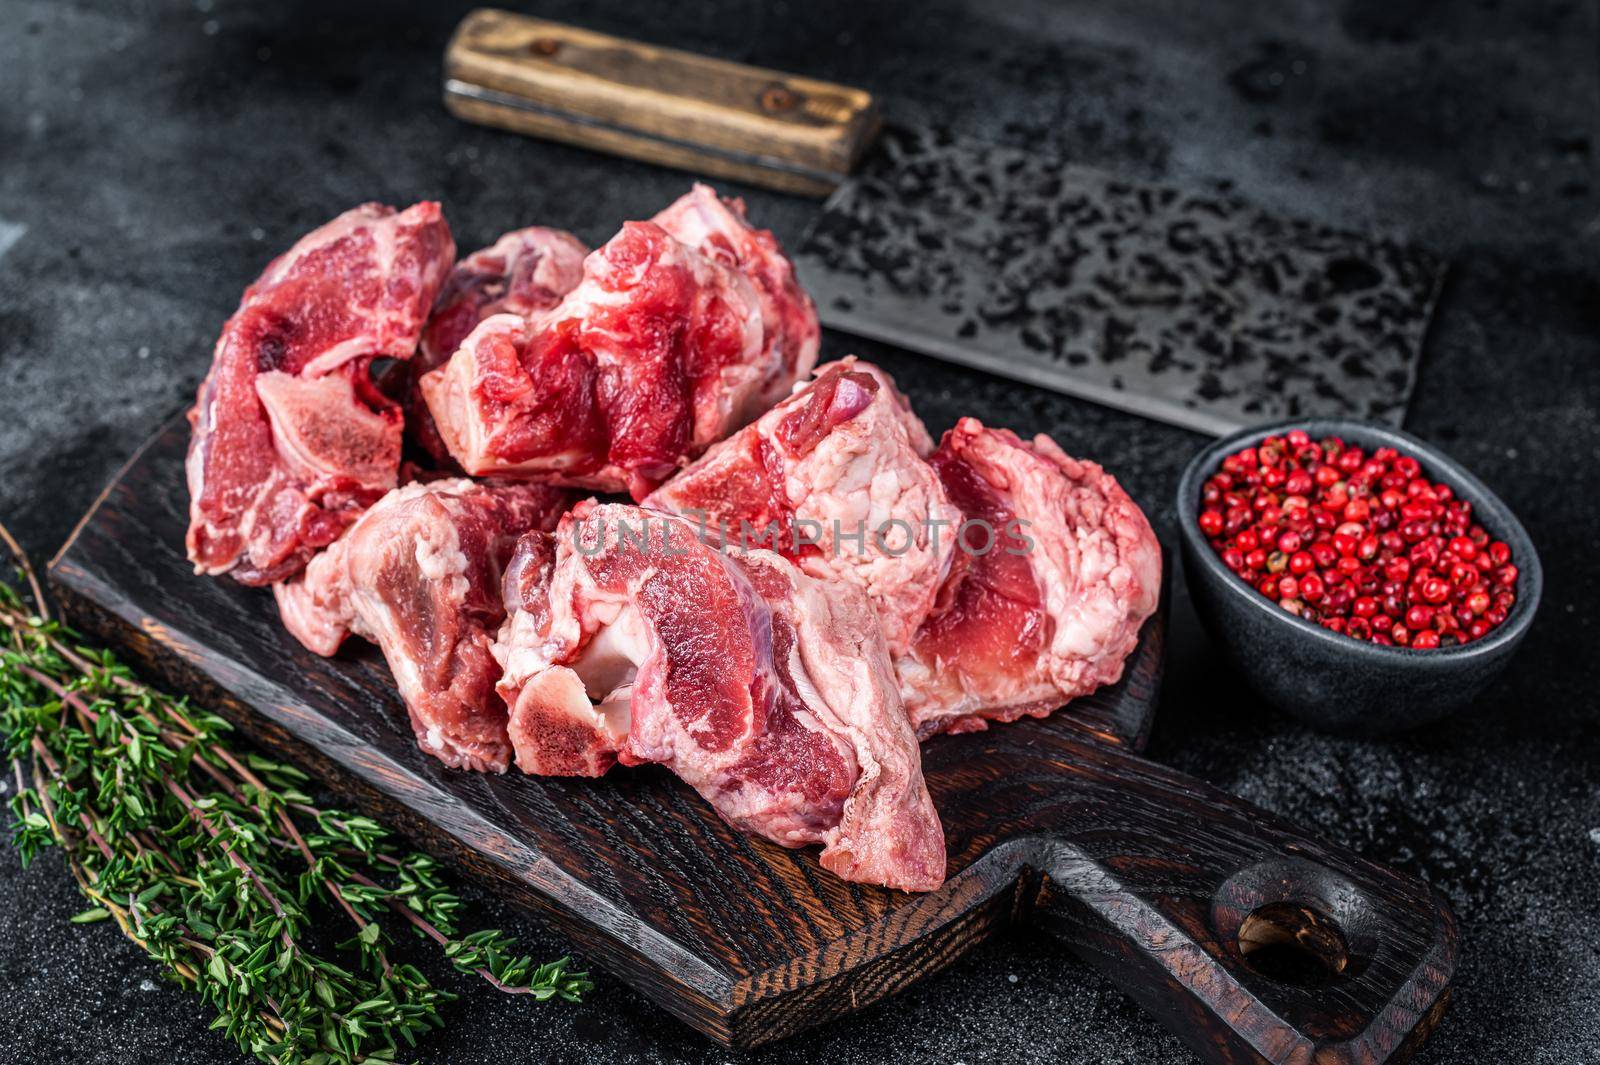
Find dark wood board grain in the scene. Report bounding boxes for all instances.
[49,414,1455,1060]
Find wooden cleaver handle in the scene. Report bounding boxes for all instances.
[1008,737,1457,1063]
[443,9,881,196]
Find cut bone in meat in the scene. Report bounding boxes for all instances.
[421,188,818,499]
[186,202,455,584]
[493,501,946,891]
[645,357,961,656]
[410,227,589,468]
[896,418,1162,737]
[275,479,572,772]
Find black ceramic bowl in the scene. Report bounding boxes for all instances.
[1176,419,1542,733]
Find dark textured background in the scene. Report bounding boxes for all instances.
[1,1,1596,1062]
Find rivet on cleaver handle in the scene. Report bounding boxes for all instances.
[443,9,882,196]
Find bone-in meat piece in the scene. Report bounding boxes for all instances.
[896,419,1162,736]
[493,501,946,892]
[186,202,455,584]
[421,187,817,499]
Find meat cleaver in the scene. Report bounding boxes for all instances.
[443,8,1446,434]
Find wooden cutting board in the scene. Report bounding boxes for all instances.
[50,415,1456,1061]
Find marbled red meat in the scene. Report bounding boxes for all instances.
[645,358,960,656]
[410,227,588,467]
[651,184,820,412]
[493,501,945,891]
[186,202,455,584]
[274,479,571,772]
[896,419,1162,736]
[421,188,817,499]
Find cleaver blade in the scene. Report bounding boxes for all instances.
[795,127,1448,435]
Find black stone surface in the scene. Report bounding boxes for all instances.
[1,1,1595,1062]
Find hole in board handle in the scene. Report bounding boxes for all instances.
[1211,856,1379,990]
[1236,901,1350,988]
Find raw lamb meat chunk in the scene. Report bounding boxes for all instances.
[493,501,946,892]
[645,358,961,656]
[896,419,1162,737]
[421,189,817,499]
[186,202,455,584]
[274,479,571,772]
[410,227,588,468]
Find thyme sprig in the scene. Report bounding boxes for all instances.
[0,539,589,1064]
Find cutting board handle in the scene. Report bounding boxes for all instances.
[442,9,880,196]
[1018,742,1456,1063]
